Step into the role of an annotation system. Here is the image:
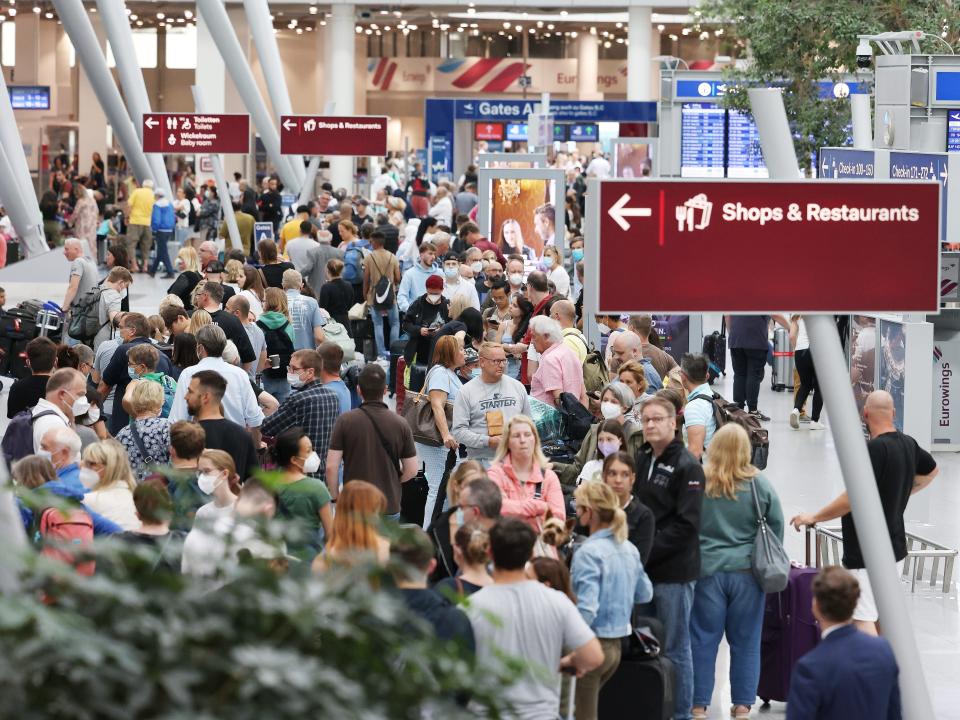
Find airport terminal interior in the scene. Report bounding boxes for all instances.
[0,0,959,718]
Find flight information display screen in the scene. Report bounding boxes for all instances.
[947,110,960,152]
[727,109,768,178]
[10,86,50,110]
[680,102,725,178]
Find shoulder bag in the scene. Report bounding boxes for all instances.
[129,419,155,467]
[750,478,790,593]
[401,366,453,447]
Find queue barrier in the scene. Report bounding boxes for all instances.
[805,525,957,594]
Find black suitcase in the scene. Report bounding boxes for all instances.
[7,337,31,379]
[702,319,727,384]
[5,238,19,265]
[389,338,407,397]
[0,335,13,376]
[599,615,675,720]
[0,310,38,341]
[399,463,429,526]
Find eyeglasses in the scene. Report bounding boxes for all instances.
[641,416,671,425]
[481,356,507,365]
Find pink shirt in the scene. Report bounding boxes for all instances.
[531,341,586,406]
[487,456,566,531]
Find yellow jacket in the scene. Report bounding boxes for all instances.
[128,187,155,226]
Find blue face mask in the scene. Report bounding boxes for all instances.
[572,248,584,262]
[470,368,481,379]
[455,507,465,525]
[127,367,138,380]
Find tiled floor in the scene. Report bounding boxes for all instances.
[2,269,957,718]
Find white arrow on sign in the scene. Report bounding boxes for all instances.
[608,192,652,231]
[144,117,158,129]
[282,118,296,131]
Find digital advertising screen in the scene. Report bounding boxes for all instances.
[651,315,690,362]
[568,124,599,142]
[10,86,50,110]
[680,102,725,178]
[488,177,558,261]
[727,109,768,178]
[614,143,653,178]
[850,314,877,436]
[948,110,960,152]
[506,123,528,142]
[879,320,906,431]
[474,122,505,141]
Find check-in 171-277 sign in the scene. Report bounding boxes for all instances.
[280,115,388,156]
[142,114,250,154]
[589,180,940,314]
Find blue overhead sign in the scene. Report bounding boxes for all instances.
[451,99,657,123]
[889,151,948,241]
[428,135,450,180]
[818,148,875,179]
[675,78,864,100]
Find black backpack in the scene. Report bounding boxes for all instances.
[256,320,294,379]
[66,286,105,344]
[2,409,60,466]
[558,392,593,442]
[370,254,395,310]
[687,392,770,469]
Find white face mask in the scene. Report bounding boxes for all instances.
[287,371,304,388]
[600,401,622,420]
[509,273,523,286]
[470,261,483,274]
[301,451,321,474]
[197,471,222,495]
[425,293,442,305]
[70,394,91,417]
[81,406,101,425]
[79,467,100,489]
[37,449,53,463]
[598,324,611,335]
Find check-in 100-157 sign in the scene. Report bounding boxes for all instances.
[595,180,940,314]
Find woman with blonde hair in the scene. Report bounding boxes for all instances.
[314,479,390,571]
[690,423,784,720]
[487,415,565,531]
[168,246,204,309]
[188,308,212,336]
[81,439,139,530]
[541,245,569,298]
[256,287,295,402]
[116,381,171,481]
[571,481,653,720]
[194,449,240,525]
[223,259,244,294]
[618,360,654,425]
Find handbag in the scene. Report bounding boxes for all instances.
[750,479,790,593]
[348,301,367,321]
[128,419,155,467]
[402,366,452,447]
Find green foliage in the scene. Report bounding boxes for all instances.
[694,0,960,165]
[0,538,513,720]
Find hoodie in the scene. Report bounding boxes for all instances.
[151,197,176,233]
[256,311,296,343]
[18,480,123,536]
[397,262,443,313]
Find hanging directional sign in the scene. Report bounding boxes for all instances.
[279,115,388,156]
[588,179,940,314]
[142,113,250,154]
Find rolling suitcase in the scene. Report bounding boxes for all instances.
[771,327,795,392]
[599,616,674,720]
[8,337,31,379]
[757,565,820,704]
[702,318,727,384]
[388,339,407,398]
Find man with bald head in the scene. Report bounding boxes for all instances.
[610,331,663,390]
[790,390,938,635]
[550,299,588,362]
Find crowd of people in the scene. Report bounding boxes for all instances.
[3,154,933,720]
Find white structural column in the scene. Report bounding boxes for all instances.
[627,6,653,101]
[577,33,601,101]
[96,0,171,197]
[0,75,46,255]
[327,3,355,190]
[77,15,108,198]
[192,85,241,253]
[195,8,226,116]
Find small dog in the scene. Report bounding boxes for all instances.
[535,510,577,561]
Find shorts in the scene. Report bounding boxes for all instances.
[850,560,905,622]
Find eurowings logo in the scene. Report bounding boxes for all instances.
[369,58,399,90]
[676,194,713,232]
[943,276,959,298]
[437,57,530,92]
[934,346,943,362]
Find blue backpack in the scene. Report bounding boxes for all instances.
[342,245,363,284]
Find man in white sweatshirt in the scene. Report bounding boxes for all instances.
[452,341,531,464]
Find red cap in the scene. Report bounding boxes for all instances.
[425,274,444,291]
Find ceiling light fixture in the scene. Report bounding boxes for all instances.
[184,9,192,19]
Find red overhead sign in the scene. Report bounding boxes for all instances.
[592,180,940,313]
[280,115,388,156]
[142,113,249,154]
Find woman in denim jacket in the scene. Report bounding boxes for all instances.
[571,481,653,720]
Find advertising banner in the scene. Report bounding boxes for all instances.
[591,180,940,313]
[850,315,877,436]
[932,334,960,446]
[879,320,906,431]
[651,315,690,363]
[142,114,249,154]
[489,178,558,260]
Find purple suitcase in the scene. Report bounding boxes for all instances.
[757,565,820,703]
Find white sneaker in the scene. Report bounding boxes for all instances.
[808,420,825,430]
[789,408,800,429]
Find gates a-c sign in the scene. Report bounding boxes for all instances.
[280,115,388,156]
[142,114,249,154]
[590,180,940,313]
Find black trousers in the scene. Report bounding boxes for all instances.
[730,347,767,411]
[794,348,822,421]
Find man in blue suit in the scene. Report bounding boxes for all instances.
[787,566,901,720]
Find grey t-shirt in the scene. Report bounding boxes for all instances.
[468,581,595,720]
[94,338,121,413]
[70,257,99,305]
[242,322,267,380]
[451,375,531,462]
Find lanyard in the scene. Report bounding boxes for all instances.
[647,454,657,482]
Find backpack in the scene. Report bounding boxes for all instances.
[558,392,594,442]
[188,198,198,227]
[34,505,95,576]
[2,409,60,466]
[323,320,356,362]
[342,245,363,284]
[582,346,609,396]
[687,392,769,469]
[67,285,106,344]
[144,375,177,418]
[256,320,294,379]
[370,254,395,310]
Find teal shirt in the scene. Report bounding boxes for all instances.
[698,473,784,578]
